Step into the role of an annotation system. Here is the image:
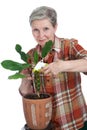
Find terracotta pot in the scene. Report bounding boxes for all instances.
[22,93,52,130]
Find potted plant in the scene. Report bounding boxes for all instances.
[1,41,54,129]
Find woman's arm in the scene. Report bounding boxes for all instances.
[42,58,87,76]
[62,58,87,72]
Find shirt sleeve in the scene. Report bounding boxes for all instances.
[70,39,87,74]
[70,39,87,59]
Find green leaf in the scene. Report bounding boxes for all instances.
[42,40,53,58]
[34,71,41,92]
[20,51,28,62]
[15,44,30,63]
[15,44,22,53]
[34,51,39,64]
[1,60,31,71]
[8,73,25,79]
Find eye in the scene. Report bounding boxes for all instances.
[33,28,39,33]
[44,27,49,31]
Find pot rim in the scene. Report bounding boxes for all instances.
[22,93,52,101]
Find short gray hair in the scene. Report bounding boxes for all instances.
[29,6,57,27]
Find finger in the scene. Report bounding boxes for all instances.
[43,68,51,75]
[41,66,49,72]
[23,74,33,80]
[27,76,33,80]
[21,69,29,74]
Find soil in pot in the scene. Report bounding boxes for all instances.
[23,93,52,130]
[24,93,50,99]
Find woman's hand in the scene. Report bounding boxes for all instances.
[42,60,64,76]
[19,69,33,97]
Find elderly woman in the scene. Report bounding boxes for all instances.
[20,6,87,130]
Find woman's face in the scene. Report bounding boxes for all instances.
[31,18,57,47]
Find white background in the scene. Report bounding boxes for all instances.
[0,0,87,129]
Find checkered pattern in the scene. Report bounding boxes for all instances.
[27,37,87,130]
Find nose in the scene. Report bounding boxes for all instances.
[39,30,44,39]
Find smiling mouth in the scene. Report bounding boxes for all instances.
[39,39,45,41]
[38,40,45,44]
[39,39,48,42]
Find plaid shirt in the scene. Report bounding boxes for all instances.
[27,37,87,130]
